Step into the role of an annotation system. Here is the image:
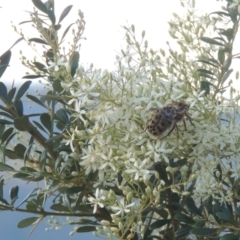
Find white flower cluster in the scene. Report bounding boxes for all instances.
[59,10,240,238]
[61,47,240,236]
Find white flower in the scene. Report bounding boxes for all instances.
[125,159,150,180]
[88,188,105,214]
[80,145,101,174]
[111,198,135,217]
[146,140,174,163]
[47,57,67,71]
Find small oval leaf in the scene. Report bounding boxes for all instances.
[26,94,47,108]
[191,228,217,236]
[58,5,73,24]
[0,51,11,78]
[17,217,39,228]
[0,162,15,171]
[15,81,32,102]
[200,37,224,46]
[28,38,48,45]
[10,185,19,200]
[76,226,96,233]
[40,113,51,133]
[32,0,47,13]
[0,82,8,103]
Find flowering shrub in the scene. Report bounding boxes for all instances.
[1,0,240,239]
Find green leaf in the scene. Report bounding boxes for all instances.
[175,226,192,238]
[218,49,225,65]
[236,206,240,217]
[0,82,8,103]
[0,51,11,78]
[58,5,73,24]
[14,116,31,131]
[0,162,14,171]
[14,143,26,159]
[1,127,14,144]
[185,196,202,216]
[0,179,3,199]
[26,94,47,108]
[24,143,33,167]
[0,145,5,164]
[0,119,13,124]
[33,62,48,73]
[193,220,205,229]
[227,3,238,22]
[13,172,43,182]
[54,24,61,31]
[195,59,218,68]
[65,187,84,195]
[47,10,56,25]
[0,38,23,78]
[219,28,233,42]
[174,213,195,224]
[55,155,63,171]
[191,228,217,236]
[8,37,23,51]
[32,0,48,13]
[56,109,69,124]
[197,69,215,76]
[210,11,230,17]
[36,192,45,208]
[76,226,96,233]
[20,166,37,172]
[17,217,39,228]
[14,81,32,103]
[150,219,171,230]
[46,49,54,64]
[70,52,79,77]
[50,203,69,212]
[28,38,48,45]
[0,111,13,119]
[60,23,75,43]
[216,212,236,225]
[14,100,23,117]
[200,37,225,46]
[40,113,51,133]
[39,150,47,170]
[7,87,16,104]
[13,172,30,178]
[33,121,48,134]
[200,81,210,95]
[223,58,232,72]
[10,185,19,200]
[19,20,33,25]
[221,69,233,83]
[199,73,216,81]
[0,125,5,139]
[5,132,17,147]
[5,149,21,159]
[52,80,64,93]
[22,74,45,79]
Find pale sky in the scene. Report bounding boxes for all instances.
[0,0,221,82]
